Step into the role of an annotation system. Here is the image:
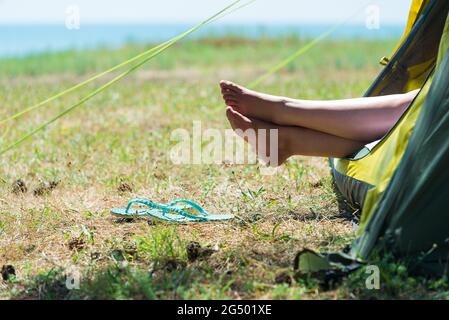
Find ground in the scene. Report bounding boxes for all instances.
[0,37,447,299]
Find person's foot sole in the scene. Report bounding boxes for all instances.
[220,80,286,124]
[226,107,290,166]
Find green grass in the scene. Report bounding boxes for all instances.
[0,36,446,300]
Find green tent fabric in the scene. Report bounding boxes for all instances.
[296,8,449,278]
[352,43,449,276]
[331,0,449,210]
[296,44,449,278]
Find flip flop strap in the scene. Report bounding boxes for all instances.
[167,199,209,216]
[126,199,185,222]
[126,199,208,221]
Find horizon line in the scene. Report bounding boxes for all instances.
[0,21,406,27]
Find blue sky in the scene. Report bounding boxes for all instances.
[0,0,412,25]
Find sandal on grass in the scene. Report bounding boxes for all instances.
[111,199,234,222]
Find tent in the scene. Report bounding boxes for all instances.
[296,0,449,277]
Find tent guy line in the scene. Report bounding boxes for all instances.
[0,0,251,156]
[0,0,254,127]
[0,0,368,157]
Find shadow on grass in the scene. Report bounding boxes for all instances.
[289,174,360,224]
[330,175,361,223]
[11,254,449,300]
[11,262,237,300]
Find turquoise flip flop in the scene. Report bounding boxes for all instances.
[111,199,234,223]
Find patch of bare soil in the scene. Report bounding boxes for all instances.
[33,181,59,197]
[1,265,16,281]
[11,179,28,194]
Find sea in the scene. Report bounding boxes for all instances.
[0,23,405,58]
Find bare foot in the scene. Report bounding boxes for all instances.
[226,107,365,160]
[226,107,291,166]
[220,80,286,124]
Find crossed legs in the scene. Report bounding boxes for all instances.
[220,80,419,165]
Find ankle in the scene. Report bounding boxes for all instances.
[271,98,289,124]
[271,97,288,125]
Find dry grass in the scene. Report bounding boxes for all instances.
[2,38,441,300]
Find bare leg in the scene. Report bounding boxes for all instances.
[221,80,419,143]
[226,107,365,165]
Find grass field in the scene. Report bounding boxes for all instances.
[0,37,447,299]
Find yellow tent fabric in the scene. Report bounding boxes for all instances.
[333,0,437,197]
[381,0,432,91]
[395,0,433,92]
[360,13,449,230]
[332,1,449,232]
[296,3,449,278]
[390,0,430,57]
